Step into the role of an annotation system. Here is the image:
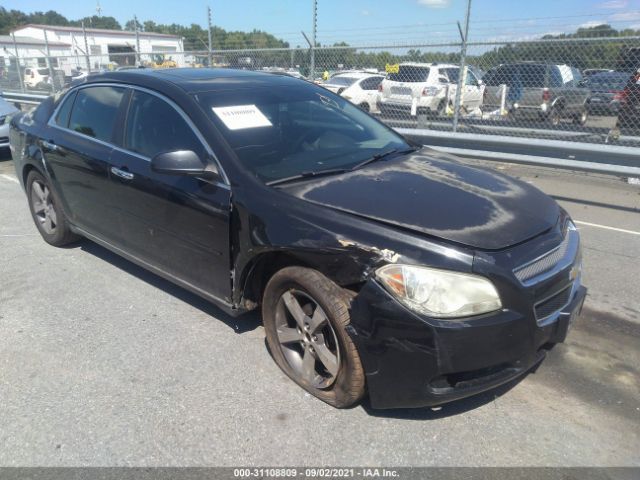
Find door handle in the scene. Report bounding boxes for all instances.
[111,166,134,180]
[41,140,57,151]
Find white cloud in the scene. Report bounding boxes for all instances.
[598,0,628,9]
[417,0,451,8]
[609,10,640,21]
[579,21,607,28]
[361,9,371,16]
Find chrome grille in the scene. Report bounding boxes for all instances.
[513,224,579,285]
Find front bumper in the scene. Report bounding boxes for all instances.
[348,279,586,409]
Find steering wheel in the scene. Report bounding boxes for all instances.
[290,128,322,153]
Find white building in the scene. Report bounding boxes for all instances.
[10,24,184,73]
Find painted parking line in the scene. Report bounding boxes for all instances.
[574,220,640,236]
[0,173,19,184]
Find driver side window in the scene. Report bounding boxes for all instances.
[124,90,205,159]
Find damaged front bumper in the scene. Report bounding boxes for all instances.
[347,279,587,409]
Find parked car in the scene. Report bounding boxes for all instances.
[10,68,586,409]
[0,95,19,148]
[23,67,50,89]
[616,69,640,131]
[322,72,384,112]
[581,71,630,115]
[377,62,484,117]
[482,63,590,125]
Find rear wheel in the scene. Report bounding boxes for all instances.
[262,266,365,408]
[26,170,79,246]
[548,107,562,126]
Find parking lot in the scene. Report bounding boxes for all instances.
[0,152,638,466]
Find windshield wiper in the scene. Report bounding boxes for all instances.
[266,167,350,186]
[349,147,419,171]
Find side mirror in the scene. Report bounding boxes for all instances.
[438,76,449,84]
[151,150,218,179]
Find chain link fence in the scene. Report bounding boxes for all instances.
[2,36,639,147]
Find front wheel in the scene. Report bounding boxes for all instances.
[262,266,365,408]
[573,108,588,126]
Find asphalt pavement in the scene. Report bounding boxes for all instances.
[0,153,638,467]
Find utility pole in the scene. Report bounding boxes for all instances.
[11,32,25,92]
[82,20,91,71]
[43,29,56,91]
[207,6,213,67]
[452,0,471,132]
[134,15,141,66]
[310,0,317,80]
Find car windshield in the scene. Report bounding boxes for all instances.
[326,76,358,86]
[38,68,49,75]
[388,66,430,82]
[197,84,410,183]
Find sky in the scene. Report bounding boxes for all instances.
[5,0,640,46]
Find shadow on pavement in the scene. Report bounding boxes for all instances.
[78,239,262,334]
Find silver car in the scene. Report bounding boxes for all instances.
[0,96,19,148]
[482,63,590,125]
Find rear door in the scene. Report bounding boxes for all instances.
[45,85,127,240]
[107,89,232,302]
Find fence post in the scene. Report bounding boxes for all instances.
[207,6,213,67]
[11,32,25,93]
[82,21,91,72]
[310,0,317,80]
[43,29,56,91]
[452,0,472,132]
[134,15,141,66]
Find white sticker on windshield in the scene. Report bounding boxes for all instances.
[212,105,272,130]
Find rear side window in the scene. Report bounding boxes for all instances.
[124,90,204,159]
[483,66,517,86]
[388,66,430,82]
[441,68,459,83]
[54,91,76,128]
[518,65,547,88]
[69,86,125,142]
[360,76,383,90]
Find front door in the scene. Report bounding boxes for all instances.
[107,89,232,302]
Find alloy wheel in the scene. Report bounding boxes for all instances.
[30,180,57,235]
[275,289,341,389]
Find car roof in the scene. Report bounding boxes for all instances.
[84,67,303,94]
[397,62,458,68]
[327,72,380,80]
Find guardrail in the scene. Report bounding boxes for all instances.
[2,90,50,107]
[397,128,640,178]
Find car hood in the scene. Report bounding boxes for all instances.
[278,149,560,250]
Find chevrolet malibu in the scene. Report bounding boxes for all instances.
[9,69,586,409]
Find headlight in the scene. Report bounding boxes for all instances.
[0,115,6,126]
[376,264,502,318]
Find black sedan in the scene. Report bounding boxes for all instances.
[9,68,586,409]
